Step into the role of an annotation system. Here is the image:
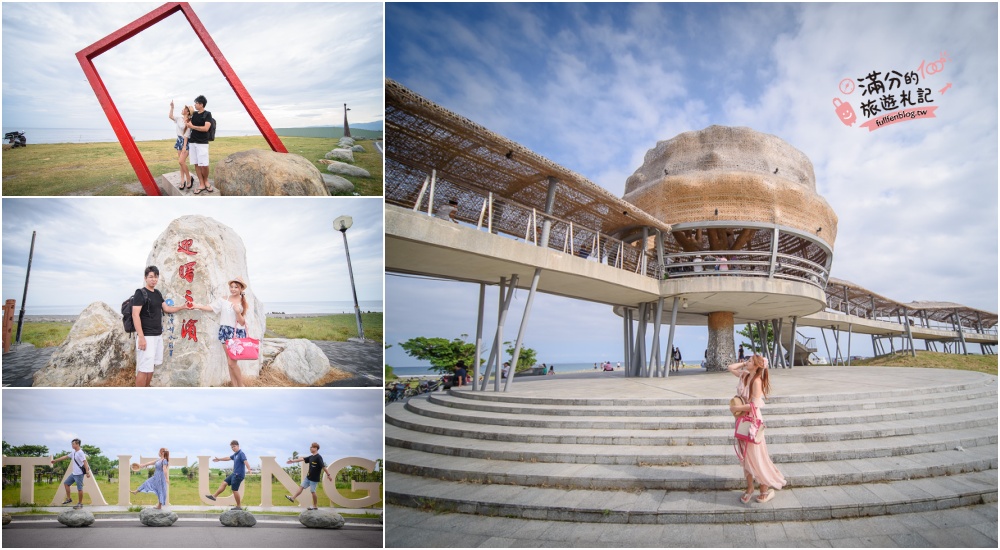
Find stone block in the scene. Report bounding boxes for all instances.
[220,509,256,527]
[139,507,178,526]
[2,512,10,525]
[325,149,354,162]
[298,509,345,529]
[323,174,355,195]
[58,509,95,527]
[326,161,371,178]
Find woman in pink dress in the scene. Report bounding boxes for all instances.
[728,354,785,504]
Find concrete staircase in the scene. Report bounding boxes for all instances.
[385,371,997,525]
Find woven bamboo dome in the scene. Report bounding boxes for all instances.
[385,78,672,240]
[827,277,998,329]
[623,126,839,250]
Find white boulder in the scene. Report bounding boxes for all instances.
[326,161,370,178]
[33,302,135,387]
[262,339,333,385]
[325,149,354,162]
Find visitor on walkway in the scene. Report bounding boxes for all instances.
[51,438,91,509]
[205,440,250,510]
[738,344,745,362]
[453,360,468,387]
[133,266,186,387]
[168,101,194,190]
[548,364,554,375]
[132,448,170,509]
[187,95,214,194]
[437,199,459,222]
[190,276,250,387]
[728,355,785,504]
[671,347,682,372]
[284,442,333,510]
[693,255,703,273]
[501,361,510,379]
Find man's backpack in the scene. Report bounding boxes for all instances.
[122,288,149,334]
[207,111,216,141]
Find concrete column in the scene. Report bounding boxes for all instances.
[539,176,558,248]
[503,268,543,392]
[650,298,664,378]
[789,316,798,367]
[473,283,486,391]
[664,297,679,378]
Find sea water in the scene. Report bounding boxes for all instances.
[2,127,258,145]
[22,300,382,316]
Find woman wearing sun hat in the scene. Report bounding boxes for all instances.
[191,276,249,387]
[131,448,170,509]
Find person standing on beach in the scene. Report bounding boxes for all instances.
[51,438,91,509]
[190,276,249,387]
[206,440,250,510]
[168,101,194,190]
[186,95,214,194]
[133,266,186,387]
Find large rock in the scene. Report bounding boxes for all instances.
[3,512,11,525]
[144,215,266,386]
[139,507,178,526]
[33,302,135,387]
[214,149,327,196]
[350,145,365,153]
[298,509,345,529]
[220,509,256,527]
[323,174,355,195]
[325,149,354,162]
[262,339,333,385]
[58,509,95,527]
[326,161,370,178]
[338,137,356,147]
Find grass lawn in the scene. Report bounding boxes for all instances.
[851,350,997,376]
[266,313,383,343]
[1,136,382,196]
[16,313,382,349]
[3,473,381,508]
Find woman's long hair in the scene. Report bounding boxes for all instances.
[183,105,193,121]
[239,291,248,325]
[749,355,771,398]
[160,448,170,461]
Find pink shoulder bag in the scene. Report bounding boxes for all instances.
[734,402,764,444]
[225,337,260,360]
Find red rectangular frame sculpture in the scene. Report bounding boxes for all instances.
[76,2,287,196]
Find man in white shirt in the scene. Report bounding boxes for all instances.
[52,438,91,509]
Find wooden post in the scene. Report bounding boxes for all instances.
[3,299,15,353]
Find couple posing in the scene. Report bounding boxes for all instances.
[133,266,251,387]
[167,95,214,194]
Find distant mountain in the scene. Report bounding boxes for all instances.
[349,121,383,131]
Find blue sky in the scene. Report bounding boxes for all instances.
[2,198,384,311]
[2,2,383,132]
[2,388,382,466]
[385,2,998,366]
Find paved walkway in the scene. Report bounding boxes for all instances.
[385,503,997,547]
[2,343,55,387]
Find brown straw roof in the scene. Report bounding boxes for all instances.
[385,78,672,239]
[827,277,997,329]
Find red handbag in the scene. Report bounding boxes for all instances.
[734,402,764,444]
[225,337,260,360]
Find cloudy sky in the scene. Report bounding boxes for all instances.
[2,388,382,467]
[385,3,998,366]
[2,2,383,132]
[2,197,383,312]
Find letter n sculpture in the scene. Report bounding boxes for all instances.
[76,2,287,196]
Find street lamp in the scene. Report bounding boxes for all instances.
[334,215,365,341]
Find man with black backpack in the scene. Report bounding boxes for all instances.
[51,438,91,509]
[186,94,215,194]
[132,266,186,387]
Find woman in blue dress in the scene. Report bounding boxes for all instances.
[132,448,170,508]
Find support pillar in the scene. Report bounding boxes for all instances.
[705,311,736,372]
[847,323,853,366]
[502,268,543,392]
[820,327,833,366]
[472,283,486,391]
[789,316,798,367]
[650,297,664,378]
[664,297,679,378]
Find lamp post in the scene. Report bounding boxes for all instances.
[334,215,364,341]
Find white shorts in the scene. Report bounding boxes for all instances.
[136,335,164,373]
[189,143,210,166]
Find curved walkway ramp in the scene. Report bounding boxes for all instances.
[386,79,997,373]
[385,367,998,546]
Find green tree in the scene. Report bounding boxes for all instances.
[385,344,396,380]
[737,323,774,355]
[504,341,538,373]
[399,336,480,375]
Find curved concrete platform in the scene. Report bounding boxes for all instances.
[385,366,998,537]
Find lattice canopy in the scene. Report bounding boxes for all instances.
[826,277,997,330]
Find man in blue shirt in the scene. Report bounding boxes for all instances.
[205,440,250,510]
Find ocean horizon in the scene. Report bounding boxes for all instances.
[392,361,703,376]
[3,127,260,145]
[19,300,382,316]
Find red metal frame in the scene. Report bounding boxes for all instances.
[76,2,287,196]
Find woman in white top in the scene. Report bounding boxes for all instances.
[168,100,194,191]
[191,276,249,387]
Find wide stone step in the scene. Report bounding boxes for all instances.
[429,384,997,416]
[387,398,997,446]
[386,443,999,490]
[451,379,995,406]
[385,422,996,465]
[401,393,998,430]
[385,469,998,524]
